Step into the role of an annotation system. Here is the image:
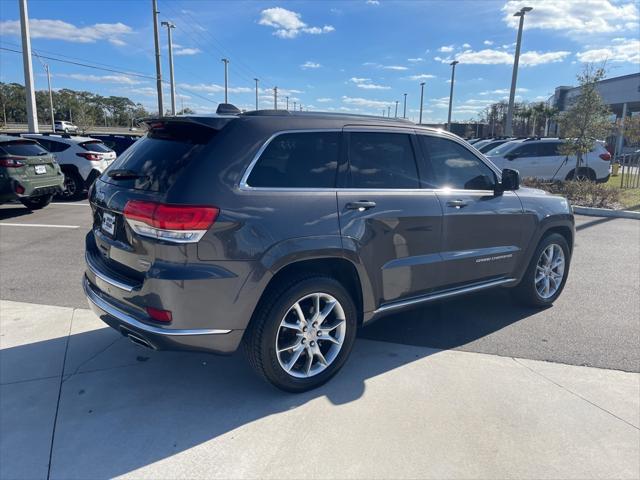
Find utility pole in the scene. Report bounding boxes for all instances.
[419,82,425,124]
[161,21,176,115]
[34,53,54,131]
[382,109,385,117]
[286,96,289,110]
[273,86,278,110]
[403,93,407,119]
[19,0,38,132]
[293,101,297,111]
[447,60,459,131]
[394,100,399,118]
[254,78,259,110]
[152,0,164,116]
[387,105,391,117]
[221,58,229,103]
[506,6,532,136]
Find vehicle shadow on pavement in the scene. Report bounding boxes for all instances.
[2,289,540,479]
[0,205,33,220]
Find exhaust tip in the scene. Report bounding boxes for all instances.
[120,327,157,350]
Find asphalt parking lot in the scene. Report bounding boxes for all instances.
[1,199,638,479]
[1,199,638,372]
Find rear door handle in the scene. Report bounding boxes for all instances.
[346,201,377,211]
[446,199,471,209]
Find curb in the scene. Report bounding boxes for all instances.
[573,206,640,219]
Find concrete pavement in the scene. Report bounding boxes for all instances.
[1,300,638,480]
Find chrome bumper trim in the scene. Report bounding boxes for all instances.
[83,276,231,336]
[85,250,136,292]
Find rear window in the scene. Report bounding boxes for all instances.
[80,141,112,153]
[246,132,340,188]
[102,122,217,192]
[0,140,48,157]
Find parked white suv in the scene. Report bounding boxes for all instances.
[54,121,79,134]
[484,138,611,183]
[23,134,116,199]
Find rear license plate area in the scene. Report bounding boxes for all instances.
[35,165,46,175]
[101,212,116,236]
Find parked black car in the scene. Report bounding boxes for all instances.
[84,106,574,392]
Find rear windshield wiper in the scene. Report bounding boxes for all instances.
[107,169,147,180]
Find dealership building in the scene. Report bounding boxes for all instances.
[550,72,640,153]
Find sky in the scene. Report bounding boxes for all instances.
[0,0,638,122]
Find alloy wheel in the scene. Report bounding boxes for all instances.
[535,244,565,299]
[275,292,346,378]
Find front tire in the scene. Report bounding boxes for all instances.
[20,194,53,210]
[244,275,358,392]
[59,172,84,200]
[514,233,570,307]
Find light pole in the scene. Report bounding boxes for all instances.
[506,6,532,136]
[151,0,163,116]
[394,100,399,118]
[387,105,391,117]
[273,86,278,110]
[254,78,259,110]
[447,60,459,131]
[286,96,289,110]
[403,93,407,119]
[221,58,229,104]
[19,0,38,132]
[34,53,54,131]
[418,82,425,124]
[161,21,176,115]
[293,101,297,111]
[382,108,385,117]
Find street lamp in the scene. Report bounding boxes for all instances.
[447,60,459,131]
[403,93,407,119]
[505,6,533,136]
[221,58,229,104]
[161,21,176,115]
[419,82,425,124]
[254,78,259,110]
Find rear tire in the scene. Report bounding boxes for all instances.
[59,172,84,200]
[244,275,358,392]
[513,233,570,307]
[566,168,596,182]
[20,194,53,210]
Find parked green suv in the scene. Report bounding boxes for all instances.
[0,135,64,209]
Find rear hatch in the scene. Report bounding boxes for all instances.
[0,139,59,179]
[78,140,117,162]
[88,118,227,284]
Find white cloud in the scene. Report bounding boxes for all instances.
[174,47,201,56]
[406,74,436,81]
[57,73,143,85]
[366,0,380,4]
[576,38,640,63]
[462,43,471,48]
[382,65,408,70]
[483,40,494,45]
[349,77,390,89]
[316,97,333,103]
[342,96,390,109]
[301,61,322,69]
[480,87,529,95]
[502,0,639,36]
[438,45,454,52]
[0,19,133,45]
[436,48,570,66]
[258,7,335,38]
[179,83,252,94]
[408,57,424,62]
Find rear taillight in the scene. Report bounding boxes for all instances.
[146,306,172,323]
[0,157,25,168]
[599,152,611,161]
[76,152,103,161]
[14,183,25,194]
[123,200,219,243]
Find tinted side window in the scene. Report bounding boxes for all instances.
[247,132,340,188]
[419,136,496,190]
[348,132,418,189]
[538,142,561,156]
[511,143,541,158]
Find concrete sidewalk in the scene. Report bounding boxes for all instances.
[1,300,638,480]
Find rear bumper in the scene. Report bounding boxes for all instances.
[596,174,610,184]
[83,275,244,354]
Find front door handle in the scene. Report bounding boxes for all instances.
[346,201,377,211]
[446,199,471,209]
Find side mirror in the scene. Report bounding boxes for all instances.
[505,153,517,161]
[496,168,520,195]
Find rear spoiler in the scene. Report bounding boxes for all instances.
[139,115,236,131]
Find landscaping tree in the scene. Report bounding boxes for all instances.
[557,64,612,180]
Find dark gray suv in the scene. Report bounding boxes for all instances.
[83,106,574,392]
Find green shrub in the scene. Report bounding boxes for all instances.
[522,178,621,209]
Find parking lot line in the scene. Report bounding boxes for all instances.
[0,223,80,229]
[50,203,90,206]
